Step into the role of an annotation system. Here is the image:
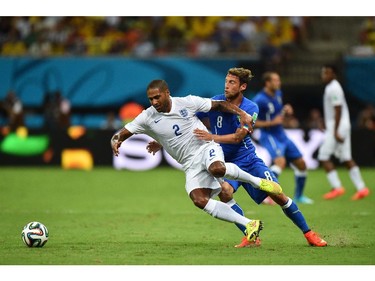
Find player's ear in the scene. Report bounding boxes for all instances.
[240,83,247,91]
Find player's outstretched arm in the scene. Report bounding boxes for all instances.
[110,127,133,157]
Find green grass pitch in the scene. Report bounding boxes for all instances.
[0,166,374,266]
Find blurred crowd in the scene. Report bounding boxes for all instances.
[1,17,374,133]
[0,16,308,60]
[2,89,374,133]
[358,17,375,53]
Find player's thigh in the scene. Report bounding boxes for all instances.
[317,133,336,161]
[260,135,286,159]
[285,138,303,160]
[338,135,352,162]
[185,153,221,197]
[242,158,278,204]
[202,141,225,169]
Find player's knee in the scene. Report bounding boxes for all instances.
[219,182,234,203]
[208,161,226,178]
[191,196,209,209]
[294,158,307,170]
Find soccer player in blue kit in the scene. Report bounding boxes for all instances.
[193,67,327,248]
[252,71,313,204]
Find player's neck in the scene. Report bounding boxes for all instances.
[227,93,243,106]
[264,88,275,97]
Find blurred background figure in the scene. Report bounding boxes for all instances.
[356,104,375,131]
[43,90,71,130]
[101,111,122,130]
[305,108,325,131]
[318,64,370,201]
[1,90,24,131]
[253,71,313,204]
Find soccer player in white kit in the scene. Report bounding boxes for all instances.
[318,65,370,200]
[111,79,282,244]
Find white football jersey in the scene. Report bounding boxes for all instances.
[125,95,212,169]
[323,79,351,132]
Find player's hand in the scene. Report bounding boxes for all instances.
[111,133,123,157]
[334,131,344,143]
[147,141,162,155]
[193,128,212,141]
[239,112,254,134]
[273,115,284,125]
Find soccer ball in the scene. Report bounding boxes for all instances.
[21,221,49,247]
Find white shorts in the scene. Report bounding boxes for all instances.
[184,141,224,196]
[317,128,352,162]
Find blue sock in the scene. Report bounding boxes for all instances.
[294,175,306,199]
[228,201,247,235]
[282,198,310,233]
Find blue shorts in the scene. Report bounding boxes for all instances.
[259,133,302,161]
[225,155,279,204]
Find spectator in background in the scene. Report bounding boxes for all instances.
[282,112,300,129]
[356,105,375,131]
[101,111,122,130]
[305,108,325,131]
[1,90,24,131]
[43,90,71,130]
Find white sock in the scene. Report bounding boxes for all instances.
[270,165,282,176]
[327,170,342,188]
[226,199,237,207]
[224,163,261,187]
[203,198,251,226]
[349,166,366,190]
[291,163,307,177]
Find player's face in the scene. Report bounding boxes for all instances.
[321,67,333,83]
[268,73,281,91]
[224,74,246,100]
[147,88,171,113]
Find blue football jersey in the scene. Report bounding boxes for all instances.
[197,94,258,162]
[252,89,287,139]
[197,94,277,204]
[253,90,302,160]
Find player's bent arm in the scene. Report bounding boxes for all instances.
[255,115,283,128]
[210,100,253,132]
[334,105,344,142]
[194,128,248,144]
[110,127,133,156]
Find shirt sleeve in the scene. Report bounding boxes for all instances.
[186,95,212,113]
[124,111,147,134]
[328,83,345,107]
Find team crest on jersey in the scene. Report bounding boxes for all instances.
[179,109,188,118]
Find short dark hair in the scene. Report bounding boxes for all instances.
[262,71,277,85]
[227,67,254,85]
[323,64,338,75]
[147,80,169,92]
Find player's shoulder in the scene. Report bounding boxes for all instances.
[241,96,259,112]
[252,90,266,101]
[326,80,343,93]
